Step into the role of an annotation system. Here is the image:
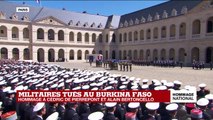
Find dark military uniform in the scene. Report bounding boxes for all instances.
[32,115,43,120]
[114,104,125,120]
[57,105,65,120]
[64,108,79,120]
[142,114,161,120]
[103,112,117,120]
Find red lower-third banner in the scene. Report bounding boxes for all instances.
[16,90,170,103]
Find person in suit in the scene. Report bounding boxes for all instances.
[64,102,79,120]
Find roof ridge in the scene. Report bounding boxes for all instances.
[32,7,44,21]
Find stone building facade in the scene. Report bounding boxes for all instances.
[0,0,213,65]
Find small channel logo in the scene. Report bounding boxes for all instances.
[16,7,30,12]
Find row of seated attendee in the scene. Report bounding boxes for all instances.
[0,59,212,120]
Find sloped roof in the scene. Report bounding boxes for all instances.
[0,1,203,29]
[119,0,203,27]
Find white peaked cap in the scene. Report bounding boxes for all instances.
[46,112,59,120]
[198,83,206,88]
[105,102,117,108]
[205,94,213,100]
[88,112,104,120]
[82,85,90,90]
[33,102,45,112]
[145,102,160,110]
[166,103,178,111]
[197,98,209,106]
[173,80,182,85]
[142,85,149,89]
[142,79,149,83]
[128,102,140,109]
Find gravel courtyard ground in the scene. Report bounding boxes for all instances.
[46,62,213,92]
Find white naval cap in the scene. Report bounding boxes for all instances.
[128,102,140,109]
[197,98,209,106]
[33,102,45,112]
[145,102,160,110]
[205,94,213,100]
[198,83,206,88]
[46,112,59,120]
[119,85,126,89]
[166,103,178,111]
[141,85,149,89]
[142,79,149,83]
[173,80,182,85]
[88,112,104,120]
[82,85,90,90]
[105,102,117,108]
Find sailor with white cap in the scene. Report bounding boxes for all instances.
[33,102,46,120]
[88,111,104,120]
[46,112,59,120]
[126,102,141,120]
[196,98,212,119]
[197,83,210,99]
[142,102,161,120]
[103,102,117,120]
[205,94,213,108]
[163,103,179,120]
[173,80,182,90]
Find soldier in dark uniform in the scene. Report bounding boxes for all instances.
[142,102,161,120]
[126,63,129,72]
[57,102,65,120]
[2,90,16,113]
[123,63,125,71]
[78,102,90,120]
[162,103,179,120]
[210,62,213,70]
[64,102,79,120]
[32,103,46,120]
[119,62,122,71]
[0,84,6,102]
[103,102,117,120]
[24,102,37,120]
[129,62,132,72]
[114,103,125,120]
[45,102,58,119]
[90,103,104,113]
[197,98,212,120]
[197,84,210,99]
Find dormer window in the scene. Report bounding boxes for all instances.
[49,19,53,22]
[76,21,81,26]
[22,15,29,21]
[68,20,73,25]
[135,18,139,24]
[181,6,188,14]
[171,9,177,16]
[129,19,133,26]
[11,13,18,20]
[91,22,95,27]
[162,10,168,19]
[119,23,123,28]
[141,16,146,23]
[84,22,88,27]
[0,11,6,19]
[98,23,102,28]
[124,21,128,27]
[147,14,152,22]
[154,12,160,20]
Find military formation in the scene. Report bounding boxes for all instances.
[132,60,179,68]
[0,59,212,120]
[103,60,132,72]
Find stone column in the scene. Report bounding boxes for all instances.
[44,51,48,62]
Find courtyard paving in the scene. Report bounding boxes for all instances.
[46,62,213,92]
